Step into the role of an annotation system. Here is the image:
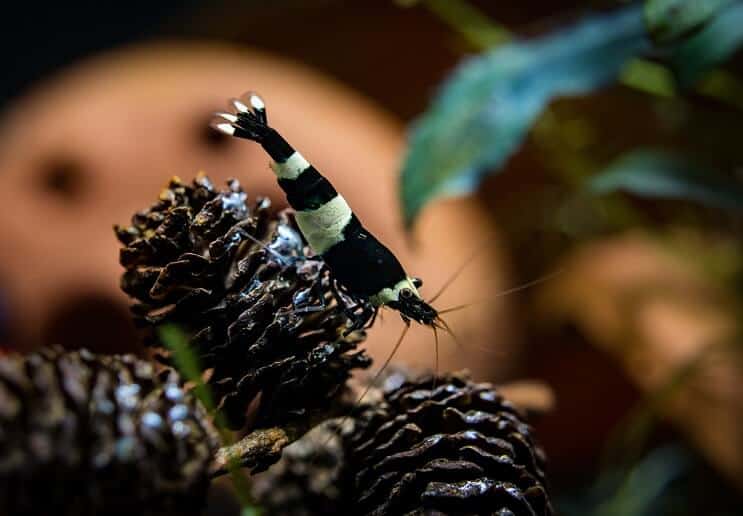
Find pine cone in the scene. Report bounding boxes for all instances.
[345,371,554,516]
[0,347,219,516]
[115,174,370,429]
[251,425,348,516]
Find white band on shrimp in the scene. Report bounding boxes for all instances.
[269,151,311,180]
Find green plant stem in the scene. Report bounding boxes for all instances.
[696,69,743,111]
[423,0,510,48]
[158,325,260,513]
[620,58,676,97]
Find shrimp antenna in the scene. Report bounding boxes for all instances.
[437,270,563,315]
[435,316,463,351]
[348,321,410,414]
[436,314,507,356]
[432,326,440,390]
[314,321,411,457]
[239,228,291,264]
[428,246,487,304]
[437,305,470,316]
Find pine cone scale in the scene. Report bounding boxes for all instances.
[0,348,219,515]
[116,175,370,430]
[346,372,554,516]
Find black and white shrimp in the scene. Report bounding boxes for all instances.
[212,92,439,333]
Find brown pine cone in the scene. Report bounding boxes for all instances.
[250,370,554,516]
[345,371,554,516]
[0,347,219,516]
[115,174,370,429]
[250,424,348,516]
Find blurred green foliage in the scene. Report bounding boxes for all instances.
[400,0,743,227]
[670,2,743,86]
[560,446,692,516]
[644,0,733,43]
[589,149,743,213]
[594,446,689,516]
[400,4,648,226]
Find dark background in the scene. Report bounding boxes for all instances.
[0,0,600,118]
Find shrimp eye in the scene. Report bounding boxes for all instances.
[400,288,413,299]
[412,277,423,288]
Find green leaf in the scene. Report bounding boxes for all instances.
[589,149,743,212]
[157,324,215,411]
[421,0,512,49]
[644,0,734,43]
[670,1,743,87]
[400,5,648,227]
[595,446,689,516]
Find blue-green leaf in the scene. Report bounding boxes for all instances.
[400,5,648,227]
[644,0,734,43]
[670,1,743,86]
[589,149,743,212]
